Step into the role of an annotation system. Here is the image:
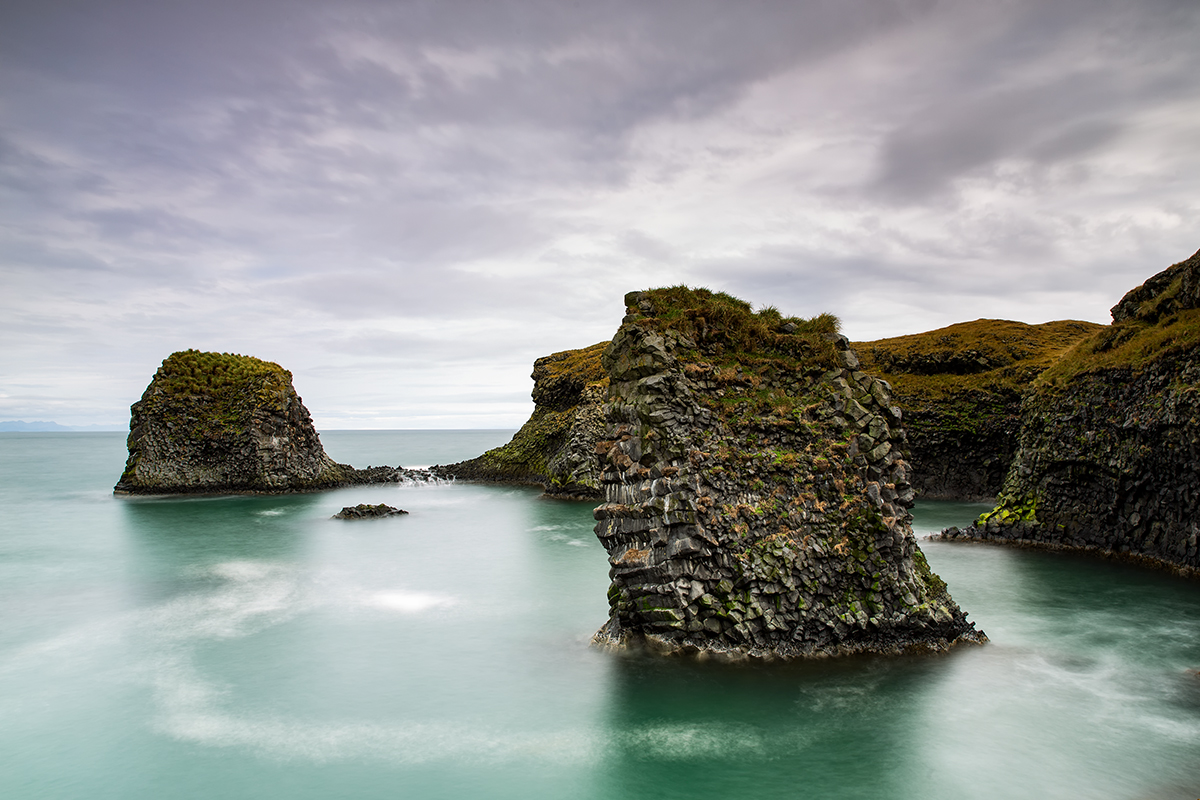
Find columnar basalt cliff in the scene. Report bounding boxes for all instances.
[592,288,984,659]
[115,350,398,494]
[855,320,1104,501]
[941,249,1200,575]
[444,342,608,499]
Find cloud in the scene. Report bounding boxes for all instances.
[1,0,1198,425]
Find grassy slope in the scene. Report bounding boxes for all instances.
[856,318,1106,406]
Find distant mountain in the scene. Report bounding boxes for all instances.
[0,420,124,432]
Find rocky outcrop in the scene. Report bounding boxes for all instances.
[855,319,1103,501]
[939,249,1200,576]
[333,503,408,519]
[444,342,608,499]
[592,288,984,659]
[114,350,399,495]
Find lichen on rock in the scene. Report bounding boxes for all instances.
[114,350,393,494]
[443,342,609,498]
[940,248,1200,576]
[592,287,984,659]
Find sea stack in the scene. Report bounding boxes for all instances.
[941,248,1200,575]
[114,350,363,494]
[592,288,984,659]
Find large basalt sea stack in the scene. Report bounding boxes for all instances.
[445,342,608,499]
[941,248,1200,575]
[115,350,373,494]
[592,288,984,659]
[855,319,1103,501]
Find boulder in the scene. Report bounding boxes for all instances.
[333,503,408,519]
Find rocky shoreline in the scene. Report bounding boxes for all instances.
[934,248,1200,576]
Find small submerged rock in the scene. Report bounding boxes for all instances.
[333,503,408,520]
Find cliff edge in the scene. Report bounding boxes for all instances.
[940,248,1200,575]
[443,342,608,499]
[855,319,1104,501]
[593,288,984,659]
[114,350,393,495]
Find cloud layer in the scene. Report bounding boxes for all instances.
[2,0,1198,426]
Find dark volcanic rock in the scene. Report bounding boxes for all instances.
[333,503,408,519]
[443,342,608,499]
[592,288,984,660]
[940,248,1200,576]
[114,350,401,495]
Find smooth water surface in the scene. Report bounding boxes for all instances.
[1,433,1198,799]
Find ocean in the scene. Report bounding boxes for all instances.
[1,430,1198,799]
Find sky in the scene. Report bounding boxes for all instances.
[2,0,1198,429]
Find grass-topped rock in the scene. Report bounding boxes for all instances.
[115,350,391,495]
[941,248,1200,576]
[593,287,984,659]
[443,342,609,498]
[855,319,1104,500]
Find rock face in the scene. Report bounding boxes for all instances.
[592,288,984,659]
[115,350,386,494]
[855,320,1103,501]
[940,249,1200,575]
[444,342,608,499]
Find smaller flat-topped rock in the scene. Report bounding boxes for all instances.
[333,503,408,519]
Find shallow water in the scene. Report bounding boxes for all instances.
[1,432,1198,799]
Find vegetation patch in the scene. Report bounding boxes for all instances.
[139,350,293,443]
[1037,308,1200,388]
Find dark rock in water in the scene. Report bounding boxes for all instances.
[442,342,608,499]
[333,503,408,519]
[938,248,1200,577]
[591,287,985,660]
[854,319,1103,502]
[113,350,403,495]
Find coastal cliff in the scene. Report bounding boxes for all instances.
[593,288,984,659]
[940,248,1200,575]
[855,320,1103,501]
[444,342,608,499]
[114,350,396,494]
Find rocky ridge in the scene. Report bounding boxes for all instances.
[114,350,410,495]
[443,342,608,499]
[939,248,1200,575]
[855,319,1103,501]
[592,288,984,659]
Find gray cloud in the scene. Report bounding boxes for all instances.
[1,0,1197,426]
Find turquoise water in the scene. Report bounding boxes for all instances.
[1,432,1199,799]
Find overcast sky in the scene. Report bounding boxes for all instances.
[2,0,1198,429]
